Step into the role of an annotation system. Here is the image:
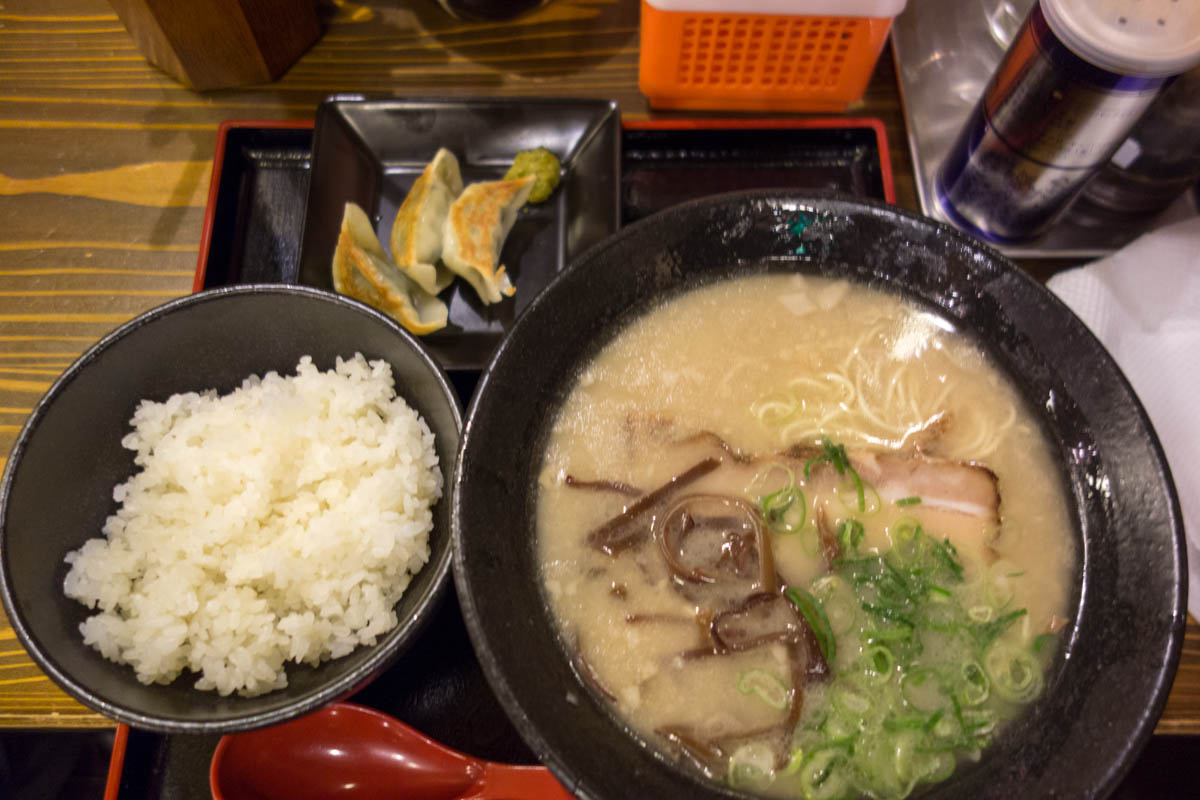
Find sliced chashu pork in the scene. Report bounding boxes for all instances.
[842,449,999,523]
[577,432,1001,563]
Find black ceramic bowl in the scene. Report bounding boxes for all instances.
[0,285,462,733]
[453,192,1186,799]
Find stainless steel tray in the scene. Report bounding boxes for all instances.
[890,0,1199,260]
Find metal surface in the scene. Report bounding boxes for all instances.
[891,0,1199,259]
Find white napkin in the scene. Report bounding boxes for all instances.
[1046,217,1200,620]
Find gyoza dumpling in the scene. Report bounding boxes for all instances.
[441,175,535,305]
[390,148,461,295]
[332,202,448,335]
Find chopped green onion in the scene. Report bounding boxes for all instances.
[985,644,1044,703]
[737,668,790,710]
[960,708,997,737]
[891,517,921,541]
[861,601,916,627]
[986,560,1021,607]
[970,608,1027,650]
[813,582,857,635]
[987,578,1016,608]
[803,457,819,482]
[1032,632,1057,654]
[804,438,870,512]
[921,600,962,630]
[833,684,873,716]
[900,668,946,713]
[746,461,796,500]
[800,747,850,798]
[780,747,806,776]
[959,661,990,706]
[883,714,929,732]
[888,518,924,563]
[950,694,969,740]
[828,440,850,471]
[890,730,935,788]
[930,713,961,743]
[967,605,994,623]
[770,506,1043,799]
[821,711,861,743]
[929,538,965,582]
[918,749,957,783]
[896,496,922,507]
[786,586,837,663]
[863,644,895,682]
[851,471,866,512]
[837,479,881,516]
[798,523,822,557]
[804,438,850,477]
[727,742,775,789]
[811,574,845,599]
[836,518,865,553]
[761,486,806,534]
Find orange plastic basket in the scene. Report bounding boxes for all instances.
[638,0,899,112]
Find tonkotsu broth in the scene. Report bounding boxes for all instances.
[537,274,1074,799]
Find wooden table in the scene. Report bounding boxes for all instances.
[0,0,1196,736]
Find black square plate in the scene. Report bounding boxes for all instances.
[620,119,891,224]
[298,97,621,370]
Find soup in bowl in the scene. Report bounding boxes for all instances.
[452,192,1184,799]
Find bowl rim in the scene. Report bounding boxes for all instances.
[0,283,464,733]
[452,189,1188,799]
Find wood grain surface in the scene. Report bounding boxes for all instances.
[0,0,1194,738]
[105,0,322,89]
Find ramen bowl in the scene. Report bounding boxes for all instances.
[0,285,462,733]
[453,191,1185,799]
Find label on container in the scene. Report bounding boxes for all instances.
[983,4,1166,169]
[1110,137,1142,169]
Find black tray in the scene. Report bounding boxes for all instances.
[112,116,892,799]
[195,118,892,308]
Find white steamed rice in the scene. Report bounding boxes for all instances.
[62,353,442,697]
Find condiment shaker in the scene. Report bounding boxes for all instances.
[934,0,1200,243]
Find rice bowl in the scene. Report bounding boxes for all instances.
[63,354,442,697]
[0,285,462,732]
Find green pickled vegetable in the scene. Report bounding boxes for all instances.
[505,146,561,202]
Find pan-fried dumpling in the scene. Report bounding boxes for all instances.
[332,202,448,335]
[441,175,535,305]
[390,148,461,295]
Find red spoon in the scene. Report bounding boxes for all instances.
[209,701,575,800]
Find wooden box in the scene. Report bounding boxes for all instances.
[108,0,322,90]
